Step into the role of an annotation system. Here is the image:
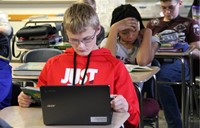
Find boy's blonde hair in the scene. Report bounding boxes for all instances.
[63,3,100,34]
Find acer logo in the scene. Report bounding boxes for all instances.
[47,104,56,108]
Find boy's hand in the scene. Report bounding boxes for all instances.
[18,92,35,108]
[112,17,138,32]
[110,95,128,113]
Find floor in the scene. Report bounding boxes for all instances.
[144,110,200,128]
[144,110,167,128]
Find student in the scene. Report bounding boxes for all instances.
[101,4,160,66]
[0,11,12,109]
[77,0,105,45]
[18,3,140,128]
[101,4,160,90]
[146,0,200,128]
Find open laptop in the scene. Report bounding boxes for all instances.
[40,85,112,125]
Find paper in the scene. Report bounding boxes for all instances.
[125,64,153,72]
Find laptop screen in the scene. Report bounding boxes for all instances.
[40,85,112,125]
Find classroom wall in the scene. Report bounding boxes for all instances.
[0,0,193,60]
[2,0,127,34]
[1,0,192,34]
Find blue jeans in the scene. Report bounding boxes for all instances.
[156,59,190,128]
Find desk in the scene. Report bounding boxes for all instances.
[128,66,160,83]
[11,63,160,84]
[155,46,195,128]
[0,106,129,128]
[11,63,39,82]
[128,66,160,128]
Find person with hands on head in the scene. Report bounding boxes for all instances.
[18,3,140,128]
[100,4,160,91]
[101,4,160,66]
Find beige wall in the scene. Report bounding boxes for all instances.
[0,0,192,60]
[1,0,192,32]
[1,0,192,33]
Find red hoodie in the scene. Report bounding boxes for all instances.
[37,48,140,126]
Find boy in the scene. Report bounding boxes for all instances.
[147,0,200,128]
[18,3,140,127]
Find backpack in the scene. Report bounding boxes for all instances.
[12,24,62,58]
[16,24,57,39]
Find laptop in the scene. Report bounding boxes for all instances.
[40,85,112,125]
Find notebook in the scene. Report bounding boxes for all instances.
[40,85,113,125]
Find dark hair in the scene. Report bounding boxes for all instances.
[188,0,200,18]
[110,4,144,29]
[192,0,200,6]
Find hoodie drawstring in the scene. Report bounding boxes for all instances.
[72,52,91,85]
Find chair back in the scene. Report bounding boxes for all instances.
[22,48,63,63]
[0,34,10,61]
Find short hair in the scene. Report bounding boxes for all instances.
[63,3,100,33]
[110,4,144,29]
[78,0,96,10]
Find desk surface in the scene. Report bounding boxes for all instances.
[155,46,195,57]
[129,66,160,83]
[11,63,39,81]
[0,106,129,128]
[11,63,160,83]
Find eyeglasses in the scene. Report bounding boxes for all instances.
[69,31,96,45]
[161,2,179,11]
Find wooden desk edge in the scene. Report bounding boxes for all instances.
[130,66,160,83]
[0,106,130,128]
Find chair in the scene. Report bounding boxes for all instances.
[138,59,161,128]
[22,48,63,63]
[22,48,63,86]
[188,57,200,126]
[141,76,160,128]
